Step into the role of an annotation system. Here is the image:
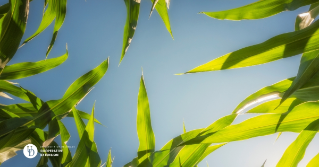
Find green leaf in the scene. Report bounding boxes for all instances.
[194,143,227,166]
[67,108,102,125]
[0,47,68,80]
[0,81,31,101]
[0,3,10,19]
[30,128,62,167]
[120,0,141,64]
[150,0,173,38]
[137,74,155,160]
[0,58,109,138]
[183,120,186,133]
[184,19,319,74]
[0,138,31,164]
[170,143,226,167]
[277,119,319,167]
[246,98,304,114]
[295,2,319,31]
[46,0,67,57]
[143,115,236,167]
[307,153,319,167]
[281,50,319,105]
[0,0,29,73]
[67,103,101,167]
[106,148,112,167]
[185,102,319,145]
[201,0,318,20]
[21,0,56,47]
[232,78,294,114]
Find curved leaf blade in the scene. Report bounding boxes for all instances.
[120,0,140,64]
[295,2,319,31]
[0,49,67,80]
[307,153,319,167]
[0,0,29,73]
[184,19,319,74]
[201,0,318,21]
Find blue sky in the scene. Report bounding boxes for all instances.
[1,0,318,166]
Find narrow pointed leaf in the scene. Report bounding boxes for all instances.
[0,0,29,73]
[187,102,319,145]
[281,50,319,105]
[184,19,319,74]
[194,143,227,166]
[120,0,141,64]
[201,0,318,20]
[21,0,56,46]
[106,148,112,167]
[67,108,102,125]
[183,120,186,133]
[0,49,68,80]
[0,80,31,101]
[0,58,109,138]
[232,78,294,114]
[277,119,319,167]
[307,153,319,167]
[137,75,155,160]
[0,138,31,164]
[246,98,304,114]
[295,2,319,30]
[46,0,67,57]
[151,0,173,38]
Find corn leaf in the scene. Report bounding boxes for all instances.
[307,153,319,167]
[246,98,304,114]
[185,102,319,145]
[139,115,235,166]
[0,58,109,138]
[194,143,227,166]
[106,148,112,167]
[30,128,62,167]
[295,2,319,30]
[201,0,318,20]
[67,103,101,167]
[21,0,56,46]
[281,50,319,105]
[277,119,319,167]
[0,139,31,164]
[46,0,67,57]
[150,0,173,38]
[0,0,29,73]
[120,0,141,64]
[184,19,319,74]
[137,74,155,161]
[232,78,294,114]
[0,47,68,80]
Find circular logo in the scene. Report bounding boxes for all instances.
[23,144,38,158]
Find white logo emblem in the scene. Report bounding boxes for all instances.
[23,144,38,158]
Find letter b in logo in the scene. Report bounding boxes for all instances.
[23,144,38,158]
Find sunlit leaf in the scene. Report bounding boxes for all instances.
[0,139,30,164]
[150,0,173,38]
[277,119,319,167]
[0,47,68,80]
[281,50,319,105]
[120,0,141,64]
[137,74,155,161]
[201,0,318,20]
[295,2,319,30]
[307,153,319,167]
[0,0,29,73]
[184,19,319,74]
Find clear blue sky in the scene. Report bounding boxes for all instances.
[1,0,318,166]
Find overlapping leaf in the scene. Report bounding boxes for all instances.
[277,119,319,167]
[201,0,318,20]
[184,19,319,74]
[0,0,29,73]
[0,58,109,139]
[0,47,68,80]
[307,153,319,167]
[295,2,319,31]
